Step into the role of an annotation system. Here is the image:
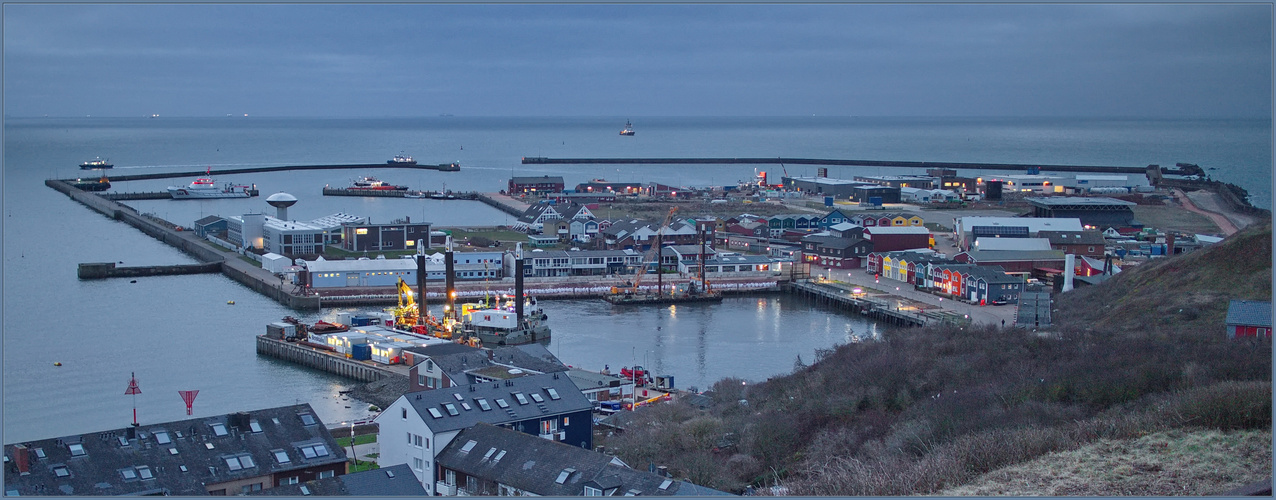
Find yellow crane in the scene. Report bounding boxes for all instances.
[614,206,678,296]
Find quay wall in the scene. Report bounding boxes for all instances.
[77,163,460,182]
[256,336,394,382]
[78,261,222,279]
[789,281,930,327]
[475,193,525,217]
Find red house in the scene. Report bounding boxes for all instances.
[1226,300,1272,339]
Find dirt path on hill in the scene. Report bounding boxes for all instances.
[1171,189,1239,236]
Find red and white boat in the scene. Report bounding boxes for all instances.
[350,176,409,191]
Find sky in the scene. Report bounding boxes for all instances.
[3,3,1272,118]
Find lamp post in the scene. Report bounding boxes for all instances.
[343,421,355,467]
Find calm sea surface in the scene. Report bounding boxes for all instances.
[3,116,1269,443]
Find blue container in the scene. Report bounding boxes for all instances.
[824,196,834,207]
[349,316,374,327]
[351,344,372,361]
[868,196,882,206]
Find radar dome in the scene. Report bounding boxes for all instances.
[266,192,298,207]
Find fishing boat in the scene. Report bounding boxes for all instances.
[350,176,409,191]
[80,157,113,169]
[167,169,252,199]
[388,153,417,165]
[619,120,635,136]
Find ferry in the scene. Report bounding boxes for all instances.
[620,120,635,136]
[167,170,252,199]
[350,176,409,191]
[388,154,417,165]
[80,157,113,169]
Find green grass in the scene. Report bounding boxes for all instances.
[334,434,377,448]
[349,459,379,472]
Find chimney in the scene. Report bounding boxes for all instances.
[487,350,494,361]
[1062,254,1076,292]
[13,444,29,475]
[1166,232,1175,256]
[657,466,669,477]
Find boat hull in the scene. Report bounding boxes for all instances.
[469,324,550,346]
[168,187,252,199]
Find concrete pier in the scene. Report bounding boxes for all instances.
[102,190,259,200]
[78,261,222,279]
[322,188,478,199]
[474,193,529,217]
[65,163,461,183]
[790,281,941,327]
[255,336,397,382]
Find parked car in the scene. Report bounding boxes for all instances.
[991,299,1009,305]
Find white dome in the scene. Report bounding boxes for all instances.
[266,192,298,207]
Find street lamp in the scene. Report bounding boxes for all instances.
[342,421,355,466]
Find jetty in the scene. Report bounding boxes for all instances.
[60,162,461,183]
[521,157,1206,179]
[102,189,259,200]
[322,188,478,199]
[789,281,969,327]
[78,261,222,279]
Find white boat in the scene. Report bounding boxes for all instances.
[404,191,428,199]
[620,120,635,136]
[167,170,252,199]
[458,296,549,346]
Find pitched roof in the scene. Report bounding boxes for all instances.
[195,215,225,226]
[864,226,931,235]
[511,176,565,185]
[1037,230,1107,246]
[436,423,730,496]
[2,404,345,497]
[253,464,426,496]
[1226,300,1272,327]
[398,372,591,434]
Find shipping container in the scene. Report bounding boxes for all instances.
[350,343,372,361]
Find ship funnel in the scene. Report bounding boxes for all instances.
[1062,254,1076,292]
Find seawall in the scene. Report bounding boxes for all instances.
[78,261,223,279]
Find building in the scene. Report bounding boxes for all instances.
[512,203,595,233]
[800,235,873,269]
[899,187,959,204]
[866,250,954,283]
[433,423,729,497]
[340,219,432,252]
[509,176,565,195]
[853,175,938,190]
[565,369,635,406]
[817,208,855,228]
[850,212,925,227]
[850,185,901,204]
[406,343,569,393]
[954,216,1085,251]
[227,212,368,257]
[1024,197,1137,228]
[1225,300,1271,339]
[253,464,427,496]
[698,253,775,276]
[1037,230,1107,258]
[781,176,866,198]
[953,249,1067,274]
[986,174,1069,195]
[374,372,593,494]
[971,237,1052,252]
[301,251,504,288]
[573,180,644,195]
[194,215,227,238]
[3,404,346,496]
[863,226,931,252]
[521,249,643,277]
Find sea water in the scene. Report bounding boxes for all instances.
[3,116,1268,443]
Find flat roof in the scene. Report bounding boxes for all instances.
[786,176,863,186]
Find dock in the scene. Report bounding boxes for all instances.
[101,190,259,200]
[322,188,478,199]
[78,261,222,279]
[255,335,402,382]
[59,162,461,183]
[789,281,969,327]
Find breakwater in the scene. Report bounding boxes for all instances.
[255,336,397,382]
[101,190,259,200]
[47,179,321,310]
[521,156,1205,177]
[322,188,478,199]
[78,261,222,279]
[66,162,461,183]
[475,193,526,217]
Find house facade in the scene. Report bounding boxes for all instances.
[1225,300,1272,339]
[374,372,593,495]
[509,176,565,195]
[863,226,932,252]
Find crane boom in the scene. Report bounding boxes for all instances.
[632,206,678,292]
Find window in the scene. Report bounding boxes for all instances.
[530,393,544,403]
[417,374,425,386]
[249,421,263,433]
[546,388,561,400]
[121,468,138,480]
[274,450,290,464]
[514,393,528,405]
[428,408,443,419]
[493,450,506,462]
[211,423,228,436]
[33,448,44,459]
[414,435,423,447]
[225,455,253,471]
[402,407,408,419]
[477,399,491,411]
[444,404,459,416]
[155,431,171,444]
[68,444,85,456]
[318,470,334,479]
[241,483,262,493]
[118,436,130,446]
[300,444,328,459]
[407,432,413,444]
[483,448,496,460]
[138,466,153,479]
[282,476,299,486]
[461,402,472,411]
[413,458,424,471]
[496,399,509,409]
[53,466,70,477]
[460,440,477,453]
[556,468,576,484]
[299,414,317,426]
[564,417,569,426]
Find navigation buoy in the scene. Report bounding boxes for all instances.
[54,362,62,367]
[227,300,235,305]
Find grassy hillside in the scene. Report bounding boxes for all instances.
[598,222,1273,495]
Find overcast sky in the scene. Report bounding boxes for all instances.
[3,4,1271,118]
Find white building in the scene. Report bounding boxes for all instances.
[954,216,1084,250]
[373,372,592,494]
[226,212,367,255]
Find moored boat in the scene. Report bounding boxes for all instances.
[167,169,252,199]
[456,296,550,346]
[388,153,417,165]
[350,176,409,191]
[80,157,113,169]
